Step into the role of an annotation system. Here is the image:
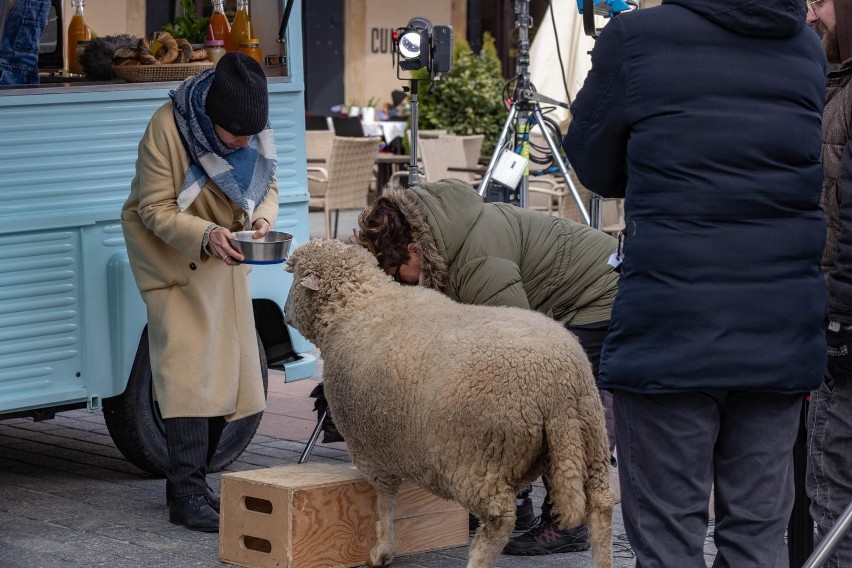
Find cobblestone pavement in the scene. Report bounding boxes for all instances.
[0,376,729,568]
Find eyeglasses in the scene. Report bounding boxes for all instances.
[392,264,402,283]
[807,0,825,14]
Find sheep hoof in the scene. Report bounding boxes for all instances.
[367,548,394,567]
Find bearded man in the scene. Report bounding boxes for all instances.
[806,0,852,565]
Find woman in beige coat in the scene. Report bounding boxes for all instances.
[121,53,278,532]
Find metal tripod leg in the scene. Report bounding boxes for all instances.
[531,107,592,226]
[478,104,518,197]
[803,501,852,568]
[298,409,328,464]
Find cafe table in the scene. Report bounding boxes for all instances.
[362,121,408,143]
[375,153,411,192]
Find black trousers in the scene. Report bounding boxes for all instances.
[165,416,226,499]
[615,389,801,568]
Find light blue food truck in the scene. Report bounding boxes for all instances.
[0,2,313,475]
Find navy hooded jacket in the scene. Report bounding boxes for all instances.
[564,0,827,393]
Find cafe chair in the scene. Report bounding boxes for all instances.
[391,134,485,187]
[527,177,569,215]
[305,115,332,131]
[331,116,365,137]
[308,136,382,239]
[601,198,626,236]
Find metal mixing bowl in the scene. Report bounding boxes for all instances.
[228,231,293,264]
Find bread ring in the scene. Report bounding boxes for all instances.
[136,38,158,65]
[190,48,208,62]
[113,47,138,60]
[176,38,193,64]
[155,32,179,64]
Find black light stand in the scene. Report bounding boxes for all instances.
[404,79,422,188]
[477,0,594,226]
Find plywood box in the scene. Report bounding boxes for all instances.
[219,462,469,568]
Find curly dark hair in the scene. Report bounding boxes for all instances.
[356,199,413,270]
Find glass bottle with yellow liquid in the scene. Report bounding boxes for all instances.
[230,0,252,53]
[209,0,231,52]
[67,0,92,75]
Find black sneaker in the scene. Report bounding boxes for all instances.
[469,497,539,535]
[503,520,590,555]
[514,496,537,532]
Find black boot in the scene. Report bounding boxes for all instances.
[166,481,219,512]
[205,483,220,513]
[168,494,220,532]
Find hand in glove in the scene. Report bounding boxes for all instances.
[826,323,852,381]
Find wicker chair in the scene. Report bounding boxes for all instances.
[601,198,626,236]
[419,134,485,184]
[308,136,382,239]
[306,130,335,198]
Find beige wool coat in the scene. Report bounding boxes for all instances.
[121,102,278,421]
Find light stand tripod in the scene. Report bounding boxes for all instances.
[403,79,422,188]
[477,0,597,227]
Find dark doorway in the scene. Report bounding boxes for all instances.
[303,0,344,116]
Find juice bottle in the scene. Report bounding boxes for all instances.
[209,0,231,52]
[230,0,251,53]
[66,0,92,75]
[239,39,262,66]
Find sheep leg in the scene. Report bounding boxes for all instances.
[367,481,400,568]
[467,493,515,568]
[545,396,614,568]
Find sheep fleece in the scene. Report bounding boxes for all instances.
[285,239,613,567]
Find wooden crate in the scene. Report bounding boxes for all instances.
[219,462,469,568]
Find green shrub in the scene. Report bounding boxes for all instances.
[416,33,506,153]
[162,0,209,44]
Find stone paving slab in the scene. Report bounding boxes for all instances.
[0,355,740,568]
[0,408,644,568]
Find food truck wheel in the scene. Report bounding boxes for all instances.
[102,325,268,476]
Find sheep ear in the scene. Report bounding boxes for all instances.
[301,273,321,291]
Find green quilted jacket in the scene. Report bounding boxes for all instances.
[385,179,619,325]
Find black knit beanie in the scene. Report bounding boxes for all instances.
[205,52,269,136]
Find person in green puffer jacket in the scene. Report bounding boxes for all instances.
[356,178,619,556]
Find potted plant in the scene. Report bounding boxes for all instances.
[162,0,210,46]
[363,97,378,123]
[415,33,506,153]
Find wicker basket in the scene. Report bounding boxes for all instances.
[113,62,213,83]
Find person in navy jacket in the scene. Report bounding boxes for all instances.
[564,0,827,565]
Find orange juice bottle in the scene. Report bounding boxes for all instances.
[66,0,92,75]
[230,0,251,53]
[209,0,231,52]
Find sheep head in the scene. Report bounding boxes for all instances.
[284,239,388,346]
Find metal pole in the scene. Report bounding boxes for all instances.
[407,79,420,188]
[478,104,518,196]
[532,107,591,225]
[298,409,327,464]
[803,500,852,568]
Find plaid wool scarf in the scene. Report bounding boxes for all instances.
[170,69,276,218]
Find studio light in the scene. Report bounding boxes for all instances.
[395,16,432,71]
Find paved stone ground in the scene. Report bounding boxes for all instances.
[0,360,732,568]
[0,406,651,568]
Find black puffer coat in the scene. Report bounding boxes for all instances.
[564,0,827,393]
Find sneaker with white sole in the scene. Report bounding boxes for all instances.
[502,520,590,555]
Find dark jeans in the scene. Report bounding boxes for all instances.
[165,416,226,499]
[539,320,611,523]
[0,0,49,85]
[807,367,852,567]
[615,389,801,568]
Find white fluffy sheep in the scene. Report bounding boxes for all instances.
[284,239,613,568]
